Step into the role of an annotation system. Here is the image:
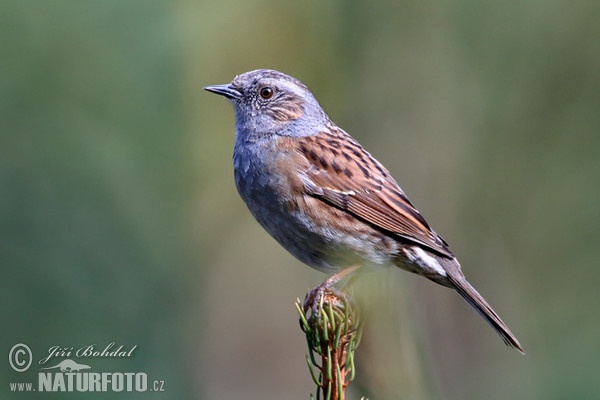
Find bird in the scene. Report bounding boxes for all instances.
[204,69,524,353]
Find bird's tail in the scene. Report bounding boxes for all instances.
[448,275,524,353]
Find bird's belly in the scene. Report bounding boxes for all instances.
[254,205,394,272]
[234,144,397,272]
[237,181,395,272]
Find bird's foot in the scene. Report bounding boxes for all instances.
[303,265,361,315]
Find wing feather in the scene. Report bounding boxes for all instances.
[296,130,453,258]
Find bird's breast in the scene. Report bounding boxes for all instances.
[232,138,398,272]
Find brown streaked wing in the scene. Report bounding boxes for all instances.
[297,130,454,258]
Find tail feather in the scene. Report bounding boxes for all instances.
[398,247,524,353]
[449,276,524,354]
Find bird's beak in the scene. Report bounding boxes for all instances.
[203,84,242,100]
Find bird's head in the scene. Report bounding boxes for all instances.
[204,69,329,138]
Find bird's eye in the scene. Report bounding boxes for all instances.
[259,86,273,99]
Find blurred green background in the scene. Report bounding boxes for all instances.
[2,1,599,399]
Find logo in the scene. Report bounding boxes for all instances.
[8,342,165,393]
[40,359,90,372]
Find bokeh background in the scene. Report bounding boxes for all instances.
[2,1,599,399]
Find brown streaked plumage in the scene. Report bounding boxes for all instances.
[295,129,453,258]
[205,69,524,353]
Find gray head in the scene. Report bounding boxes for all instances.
[204,69,329,138]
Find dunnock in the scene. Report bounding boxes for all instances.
[205,69,523,353]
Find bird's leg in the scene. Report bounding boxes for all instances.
[303,265,361,313]
[326,265,362,286]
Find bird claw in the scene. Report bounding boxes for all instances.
[303,265,361,314]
